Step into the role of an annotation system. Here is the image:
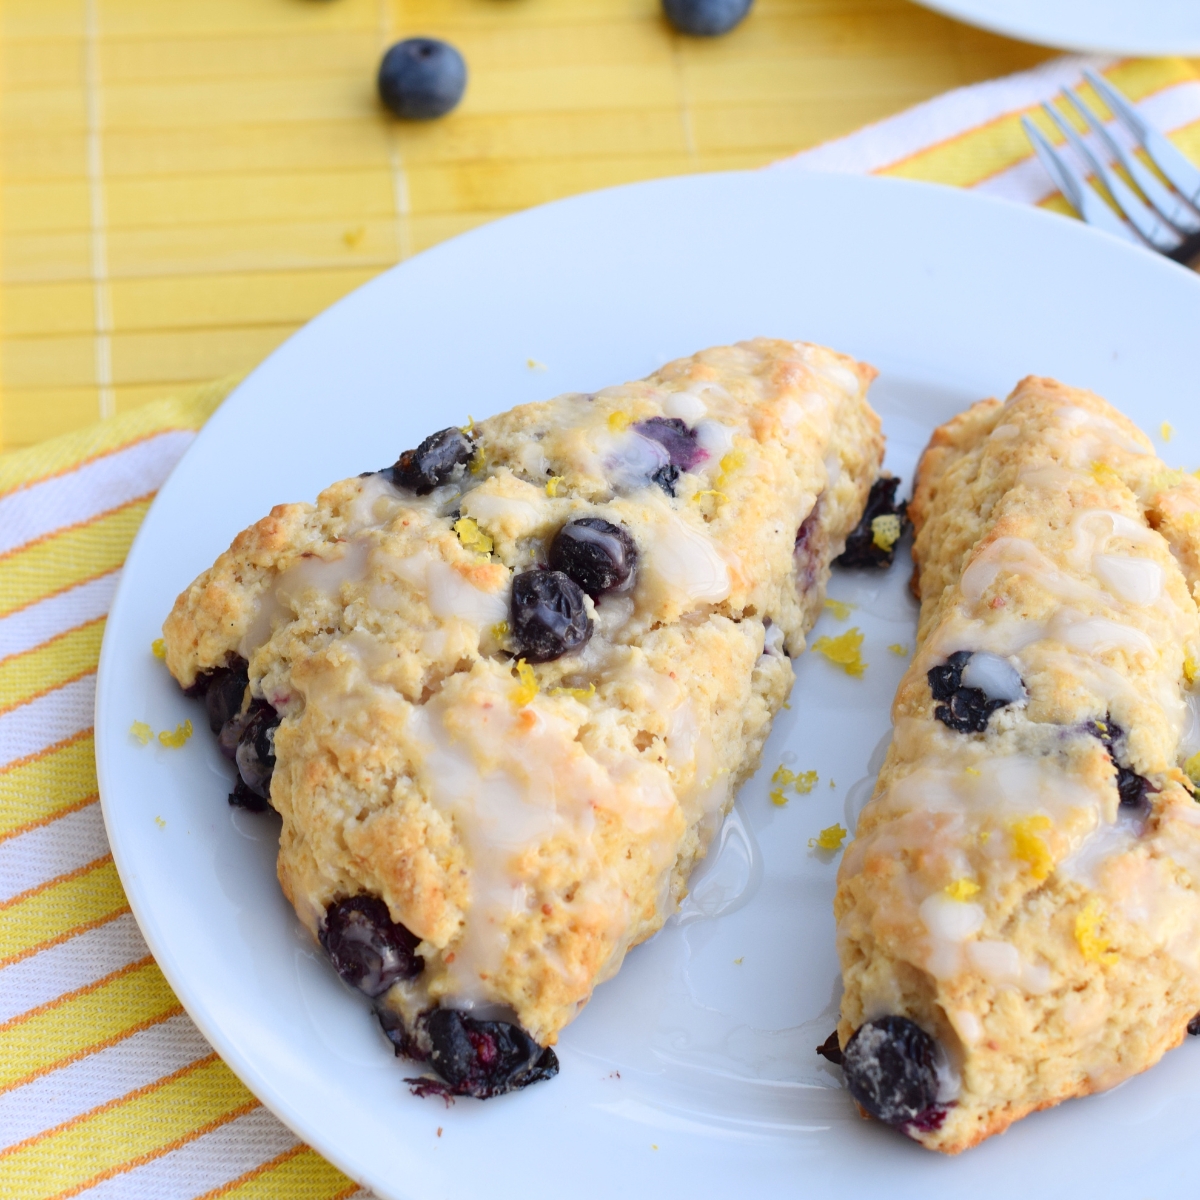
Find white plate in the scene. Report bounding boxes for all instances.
[911,0,1200,55]
[96,170,1200,1200]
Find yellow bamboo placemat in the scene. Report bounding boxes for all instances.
[0,0,1058,453]
[4,6,1200,1199]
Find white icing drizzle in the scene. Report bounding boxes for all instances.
[645,512,732,605]
[410,671,677,1006]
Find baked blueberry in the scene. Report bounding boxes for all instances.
[415,1009,559,1099]
[320,895,423,997]
[548,518,638,598]
[378,38,467,120]
[651,463,680,496]
[204,658,248,734]
[835,476,908,569]
[634,416,707,471]
[234,701,279,800]
[842,1015,940,1128]
[391,427,474,494]
[662,0,753,36]
[228,777,270,812]
[929,651,1016,734]
[1188,1012,1200,1036]
[510,570,592,662]
[1087,717,1154,810]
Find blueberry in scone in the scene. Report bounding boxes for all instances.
[162,339,884,1098]
[834,377,1200,1152]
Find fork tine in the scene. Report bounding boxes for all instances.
[1040,101,1182,254]
[1020,116,1143,247]
[1062,86,1200,236]
[1083,68,1200,209]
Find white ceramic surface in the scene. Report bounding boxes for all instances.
[912,0,1200,55]
[96,170,1200,1200]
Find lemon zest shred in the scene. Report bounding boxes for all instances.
[1185,751,1200,788]
[771,765,817,795]
[490,620,510,643]
[151,638,166,660]
[1075,898,1118,965]
[964,766,981,777]
[888,643,909,657]
[809,823,848,851]
[1010,815,1054,881]
[608,411,631,432]
[158,719,193,749]
[823,598,854,620]
[811,627,867,677]
[463,415,475,433]
[1089,460,1121,487]
[545,475,564,497]
[154,815,166,829]
[526,358,547,371]
[692,488,727,505]
[550,682,596,702]
[1162,421,1175,442]
[769,788,789,807]
[454,517,493,555]
[944,878,980,901]
[469,446,487,475]
[130,721,153,745]
[871,513,902,552]
[512,660,538,706]
[1185,654,1198,686]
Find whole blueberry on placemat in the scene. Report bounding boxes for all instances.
[378,38,467,120]
[662,0,753,36]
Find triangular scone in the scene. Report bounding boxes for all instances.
[835,377,1200,1152]
[164,338,883,1097]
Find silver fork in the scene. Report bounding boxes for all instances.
[1021,68,1200,268]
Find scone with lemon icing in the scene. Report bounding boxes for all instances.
[834,377,1200,1152]
[163,338,883,1098]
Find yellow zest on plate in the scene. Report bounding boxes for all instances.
[158,720,193,749]
[823,597,854,620]
[811,627,866,677]
[1161,421,1175,441]
[526,358,548,371]
[1010,814,1053,881]
[870,513,901,552]
[1075,898,1118,965]
[151,638,166,659]
[944,877,980,901]
[809,823,847,851]
[512,660,539,706]
[454,516,493,555]
[888,643,909,656]
[545,475,564,497]
[154,815,167,829]
[130,721,153,744]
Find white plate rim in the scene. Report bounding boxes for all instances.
[909,0,1200,55]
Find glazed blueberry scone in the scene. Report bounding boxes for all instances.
[163,338,884,1098]
[834,377,1200,1151]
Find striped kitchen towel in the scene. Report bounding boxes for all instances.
[2,52,1199,1200]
